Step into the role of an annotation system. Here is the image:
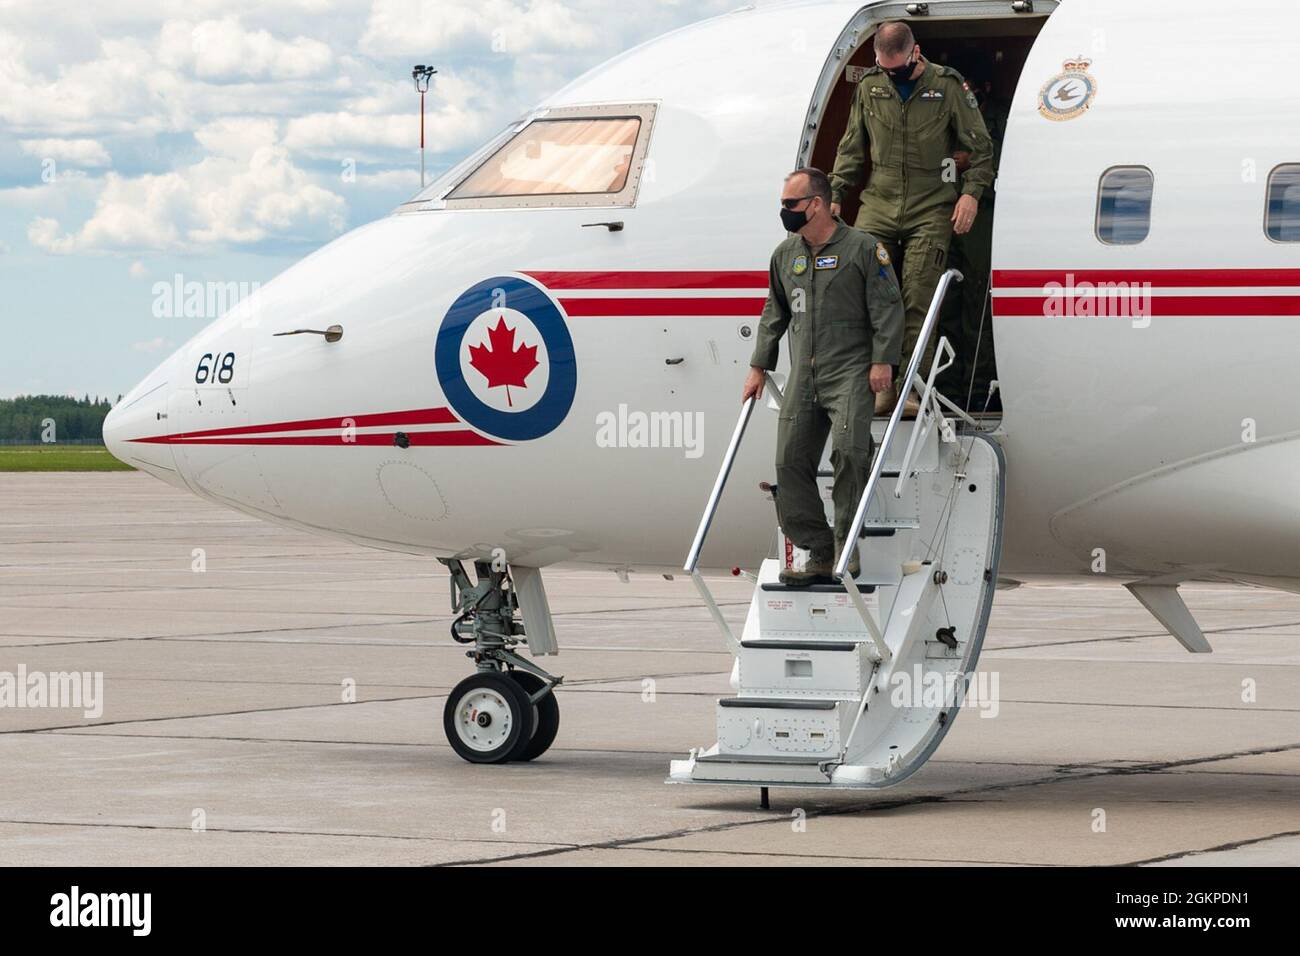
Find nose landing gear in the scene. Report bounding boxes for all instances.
[439,558,562,764]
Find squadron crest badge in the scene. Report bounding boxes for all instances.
[1038,57,1097,121]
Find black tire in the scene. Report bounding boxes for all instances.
[507,671,561,762]
[443,672,535,764]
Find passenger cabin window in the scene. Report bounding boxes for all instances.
[1265,164,1300,242]
[439,103,656,210]
[1096,166,1153,245]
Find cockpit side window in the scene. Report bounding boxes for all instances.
[1265,164,1300,242]
[434,102,657,210]
[1095,166,1153,245]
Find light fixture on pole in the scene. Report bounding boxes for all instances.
[412,64,438,188]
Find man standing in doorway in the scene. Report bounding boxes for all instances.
[829,21,993,414]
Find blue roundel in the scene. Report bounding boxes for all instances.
[435,275,576,442]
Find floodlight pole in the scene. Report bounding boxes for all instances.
[412,65,438,188]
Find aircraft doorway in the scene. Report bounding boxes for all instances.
[802,6,1056,415]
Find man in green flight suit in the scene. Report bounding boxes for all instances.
[742,168,905,586]
[940,80,1009,410]
[829,21,993,414]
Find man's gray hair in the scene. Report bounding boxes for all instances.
[873,21,915,59]
[786,167,832,204]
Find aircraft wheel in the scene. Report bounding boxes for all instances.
[507,671,560,762]
[444,672,535,764]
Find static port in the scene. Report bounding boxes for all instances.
[775,731,790,738]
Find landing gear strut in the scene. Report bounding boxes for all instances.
[439,558,562,764]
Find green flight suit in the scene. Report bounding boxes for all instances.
[939,95,1008,408]
[750,219,905,559]
[829,60,993,392]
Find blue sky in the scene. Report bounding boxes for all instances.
[0,0,739,399]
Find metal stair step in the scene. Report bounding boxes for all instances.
[760,581,880,593]
[819,469,901,479]
[690,753,835,784]
[739,640,859,651]
[696,753,830,765]
[717,697,837,710]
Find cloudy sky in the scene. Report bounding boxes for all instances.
[0,0,742,399]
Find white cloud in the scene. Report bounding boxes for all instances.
[129,260,148,278]
[0,34,186,135]
[0,177,101,209]
[158,17,333,81]
[355,168,420,192]
[285,112,411,152]
[18,138,113,167]
[29,138,348,254]
[194,116,282,159]
[284,71,488,159]
[361,0,599,56]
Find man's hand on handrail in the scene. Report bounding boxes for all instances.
[741,366,766,402]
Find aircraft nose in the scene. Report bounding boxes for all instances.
[102,402,123,460]
[105,370,188,491]
[101,401,135,466]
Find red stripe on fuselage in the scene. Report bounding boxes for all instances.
[992,268,1300,288]
[559,297,764,317]
[993,296,1300,317]
[524,270,768,290]
[151,430,500,447]
[129,406,459,443]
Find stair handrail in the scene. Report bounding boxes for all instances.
[834,268,963,660]
[683,372,781,643]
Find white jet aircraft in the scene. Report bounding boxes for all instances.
[105,0,1300,789]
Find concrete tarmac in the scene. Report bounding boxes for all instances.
[1,474,1296,866]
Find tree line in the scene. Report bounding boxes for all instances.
[0,395,120,442]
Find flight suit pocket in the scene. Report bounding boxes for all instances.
[828,308,870,346]
[909,102,949,169]
[845,382,876,457]
[864,107,895,167]
[868,263,902,321]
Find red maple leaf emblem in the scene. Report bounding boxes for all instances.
[467,316,539,407]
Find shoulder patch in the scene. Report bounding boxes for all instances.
[875,242,891,266]
[966,91,979,109]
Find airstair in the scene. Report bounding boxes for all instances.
[670,269,1005,791]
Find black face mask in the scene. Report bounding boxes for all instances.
[885,54,916,83]
[780,206,809,233]
[781,198,821,233]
